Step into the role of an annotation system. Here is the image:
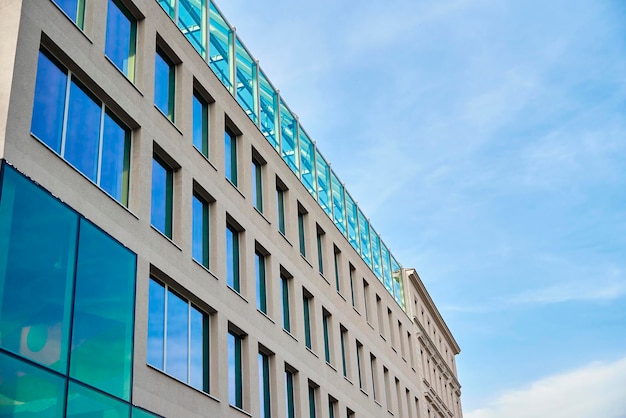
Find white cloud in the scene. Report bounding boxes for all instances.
[466,356,626,418]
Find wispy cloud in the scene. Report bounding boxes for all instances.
[466,356,626,418]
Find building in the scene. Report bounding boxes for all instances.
[0,0,463,417]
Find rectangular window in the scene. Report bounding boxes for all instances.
[225,128,238,185]
[192,192,209,268]
[252,159,263,212]
[151,156,173,238]
[322,309,331,364]
[155,47,175,121]
[316,228,324,274]
[281,273,291,332]
[384,367,392,413]
[347,408,355,418]
[255,250,267,313]
[333,247,341,292]
[370,355,378,401]
[308,383,318,418]
[276,187,285,235]
[328,396,337,418]
[258,352,271,418]
[106,0,136,80]
[285,369,295,418]
[147,278,209,392]
[228,331,243,408]
[303,292,312,350]
[298,207,306,257]
[349,265,356,308]
[53,0,85,27]
[226,224,240,291]
[356,341,364,389]
[32,50,131,205]
[363,280,371,322]
[192,91,209,157]
[340,326,348,378]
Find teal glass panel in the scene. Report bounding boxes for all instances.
[391,256,404,308]
[0,350,66,417]
[281,276,290,332]
[258,353,271,418]
[66,381,130,418]
[155,49,174,121]
[65,79,101,182]
[345,192,359,252]
[101,110,130,205]
[147,279,165,369]
[315,150,331,217]
[209,2,232,90]
[280,100,299,175]
[31,50,67,153]
[303,296,311,349]
[53,0,85,27]
[285,370,295,418]
[0,165,78,373]
[225,129,238,185]
[70,219,136,401]
[330,172,346,236]
[370,227,383,280]
[258,71,277,149]
[157,0,175,18]
[190,305,208,392]
[228,332,242,407]
[322,314,330,363]
[178,0,207,58]
[151,157,173,238]
[192,193,209,268]
[340,330,347,377]
[381,243,393,294]
[252,160,263,212]
[165,289,188,383]
[192,92,209,157]
[357,209,372,268]
[308,386,316,418]
[298,127,316,197]
[298,212,306,256]
[133,406,161,418]
[106,0,136,78]
[226,225,240,291]
[255,251,267,313]
[235,38,257,123]
[276,188,285,234]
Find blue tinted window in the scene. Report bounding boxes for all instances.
[147,279,165,369]
[178,0,207,58]
[226,224,240,291]
[192,92,209,157]
[255,251,267,313]
[228,332,243,407]
[285,370,295,418]
[258,352,271,418]
[281,275,290,332]
[155,49,175,120]
[106,0,136,79]
[151,156,173,238]
[225,128,237,185]
[31,50,67,152]
[53,0,85,27]
[101,111,130,205]
[192,193,209,268]
[158,0,175,17]
[166,289,189,383]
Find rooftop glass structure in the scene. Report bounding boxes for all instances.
[157,0,405,308]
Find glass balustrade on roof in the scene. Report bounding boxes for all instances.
[157,0,405,309]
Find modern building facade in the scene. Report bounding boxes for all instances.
[0,0,463,417]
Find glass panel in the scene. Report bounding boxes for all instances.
[106,0,136,78]
[70,219,136,401]
[308,386,316,418]
[166,289,188,383]
[330,171,346,236]
[151,157,173,238]
[252,161,263,212]
[285,371,295,418]
[340,330,347,377]
[298,212,306,256]
[315,150,331,217]
[280,100,299,175]
[226,225,239,291]
[0,165,78,373]
[303,297,311,349]
[322,314,330,363]
[298,127,316,197]
[224,129,237,185]
[258,353,270,418]
[31,50,67,153]
[345,192,359,252]
[391,256,404,308]
[53,0,84,27]
[65,79,101,181]
[147,279,165,369]
[155,49,174,120]
[157,0,175,18]
[235,38,257,123]
[255,252,266,313]
[192,194,209,268]
[276,189,285,234]
[66,381,129,418]
[281,276,290,332]
[189,304,207,391]
[258,71,277,149]
[178,0,207,58]
[100,111,130,205]
[228,332,242,407]
[192,92,209,157]
[381,243,393,294]
[209,2,232,90]
[370,227,383,281]
[0,350,66,417]
[133,407,161,418]
[357,209,372,268]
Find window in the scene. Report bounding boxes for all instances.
[347,408,355,418]
[258,352,271,418]
[225,127,238,185]
[308,382,318,418]
[106,0,136,80]
[177,0,207,57]
[226,224,240,292]
[316,227,324,274]
[333,247,341,292]
[356,341,364,389]
[255,249,267,313]
[363,280,371,322]
[298,206,306,256]
[328,396,337,418]
[349,265,356,308]
[53,0,85,27]
[281,273,291,332]
[370,354,378,400]
[376,295,385,338]
[252,158,263,212]
[192,91,209,157]
[340,326,348,378]
[31,50,131,205]
[151,156,173,238]
[303,291,312,350]
[228,331,243,408]
[192,192,209,268]
[285,368,295,418]
[276,186,285,235]
[384,367,392,412]
[147,278,209,392]
[322,309,332,364]
[155,47,175,120]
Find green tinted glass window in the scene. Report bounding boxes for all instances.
[70,219,136,401]
[66,381,130,417]
[0,165,78,373]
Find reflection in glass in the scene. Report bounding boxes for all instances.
[192,92,209,156]
[155,49,175,120]
[236,38,257,123]
[178,0,207,58]
[281,275,290,332]
[225,129,237,185]
[370,227,383,280]
[280,100,299,175]
[315,150,331,217]
[166,289,188,383]
[66,381,130,417]
[381,243,393,294]
[151,157,173,238]
[101,111,130,205]
[258,352,271,418]
[259,71,277,149]
[255,251,267,313]
[106,0,136,78]
[147,279,165,369]
[299,128,316,198]
[358,209,372,268]
[209,2,232,89]
[285,370,295,418]
[158,0,175,18]
[226,225,240,291]
[192,193,209,268]
[53,0,85,27]
[228,332,243,408]
[345,192,360,252]
[331,171,346,236]
[252,160,263,212]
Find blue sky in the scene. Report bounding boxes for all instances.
[216,0,626,416]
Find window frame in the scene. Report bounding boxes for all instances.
[105,0,137,81]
